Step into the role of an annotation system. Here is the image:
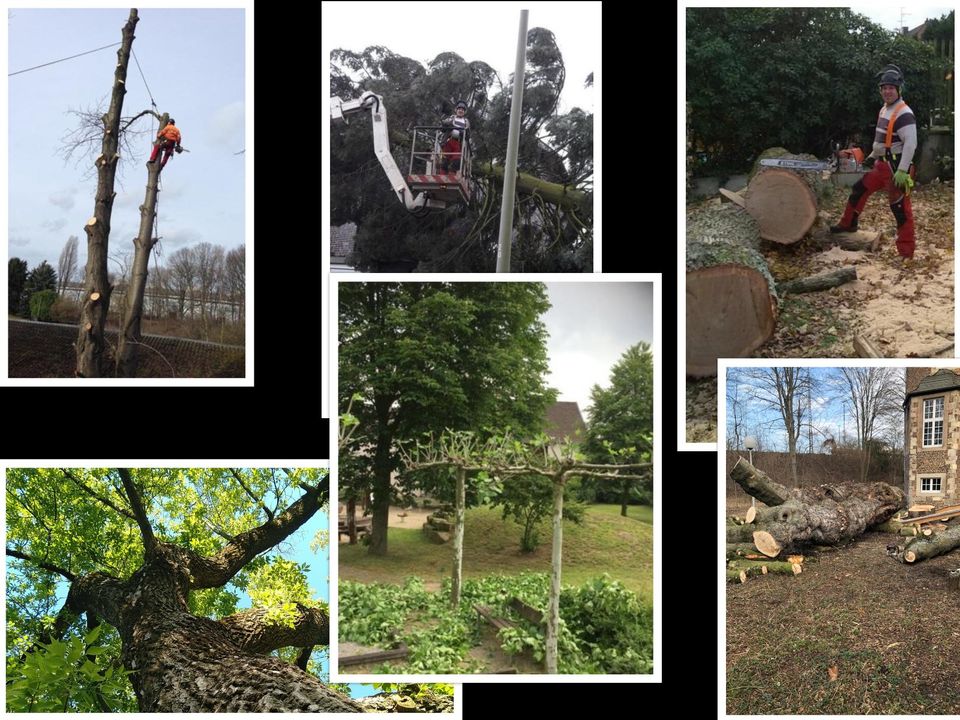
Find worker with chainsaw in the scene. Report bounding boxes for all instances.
[830,64,917,260]
[149,118,182,170]
[440,100,470,173]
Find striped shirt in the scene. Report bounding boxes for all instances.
[870,99,917,172]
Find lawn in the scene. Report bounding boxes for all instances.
[339,503,653,601]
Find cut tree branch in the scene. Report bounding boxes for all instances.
[62,469,137,521]
[117,469,156,553]
[230,469,274,521]
[187,480,327,589]
[218,604,329,653]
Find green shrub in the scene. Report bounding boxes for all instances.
[29,290,58,322]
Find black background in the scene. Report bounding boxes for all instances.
[6,2,720,714]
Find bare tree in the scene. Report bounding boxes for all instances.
[56,235,79,297]
[224,245,245,322]
[726,372,746,450]
[194,242,225,324]
[739,368,815,487]
[836,368,905,483]
[167,246,197,319]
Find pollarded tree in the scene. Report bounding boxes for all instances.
[338,282,556,556]
[5,468,362,712]
[583,342,654,515]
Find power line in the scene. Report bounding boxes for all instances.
[9,41,121,77]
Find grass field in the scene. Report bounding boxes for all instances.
[339,503,653,601]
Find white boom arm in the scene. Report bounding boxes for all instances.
[331,91,436,212]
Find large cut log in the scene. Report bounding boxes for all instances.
[727,522,759,543]
[751,492,904,553]
[777,267,857,295]
[686,204,777,377]
[745,168,818,244]
[891,523,960,564]
[732,456,905,507]
[730,456,791,506]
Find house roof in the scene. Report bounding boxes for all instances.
[544,401,586,442]
[906,369,960,401]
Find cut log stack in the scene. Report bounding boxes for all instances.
[888,522,960,564]
[422,508,454,544]
[686,147,859,378]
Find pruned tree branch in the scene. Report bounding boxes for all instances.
[218,604,329,653]
[230,469,274,521]
[187,480,327,589]
[6,547,77,581]
[62,469,137,521]
[117,469,156,553]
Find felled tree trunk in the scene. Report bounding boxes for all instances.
[686,205,777,377]
[730,457,905,554]
[889,523,960,564]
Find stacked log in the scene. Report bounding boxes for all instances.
[888,523,960,564]
[422,507,454,544]
[686,204,776,377]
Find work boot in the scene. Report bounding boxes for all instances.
[830,219,859,234]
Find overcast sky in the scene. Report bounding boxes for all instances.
[850,5,952,32]
[322,0,599,116]
[7,7,246,274]
[543,282,654,421]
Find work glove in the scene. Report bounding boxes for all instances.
[893,169,914,192]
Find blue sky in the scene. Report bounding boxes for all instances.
[725,367,907,452]
[8,7,246,273]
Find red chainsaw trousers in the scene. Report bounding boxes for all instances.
[837,158,915,258]
[150,139,176,169]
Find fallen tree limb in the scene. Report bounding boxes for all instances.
[777,267,857,295]
[890,523,960,564]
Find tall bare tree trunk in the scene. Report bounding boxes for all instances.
[75,8,138,377]
[117,113,167,377]
[545,476,564,674]
[451,467,466,608]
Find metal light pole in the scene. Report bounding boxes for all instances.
[495,9,528,272]
[744,436,758,508]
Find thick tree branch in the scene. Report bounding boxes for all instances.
[295,645,314,670]
[62,469,137,521]
[117,469,156,553]
[188,480,327,589]
[119,109,160,133]
[569,471,648,481]
[230,469,273,521]
[66,572,127,628]
[6,547,77,581]
[218,604,329,653]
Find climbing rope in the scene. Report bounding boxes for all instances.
[9,42,121,76]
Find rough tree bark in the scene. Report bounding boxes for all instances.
[76,9,138,377]
[117,111,168,377]
[451,466,466,608]
[27,475,362,712]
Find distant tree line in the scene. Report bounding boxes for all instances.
[9,239,245,325]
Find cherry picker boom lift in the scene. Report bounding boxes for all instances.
[330,91,472,214]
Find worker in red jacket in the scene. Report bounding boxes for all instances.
[149,118,182,170]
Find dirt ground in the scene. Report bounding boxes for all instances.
[686,182,955,444]
[727,531,960,714]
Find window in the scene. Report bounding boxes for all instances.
[922,397,944,447]
[920,476,943,493]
